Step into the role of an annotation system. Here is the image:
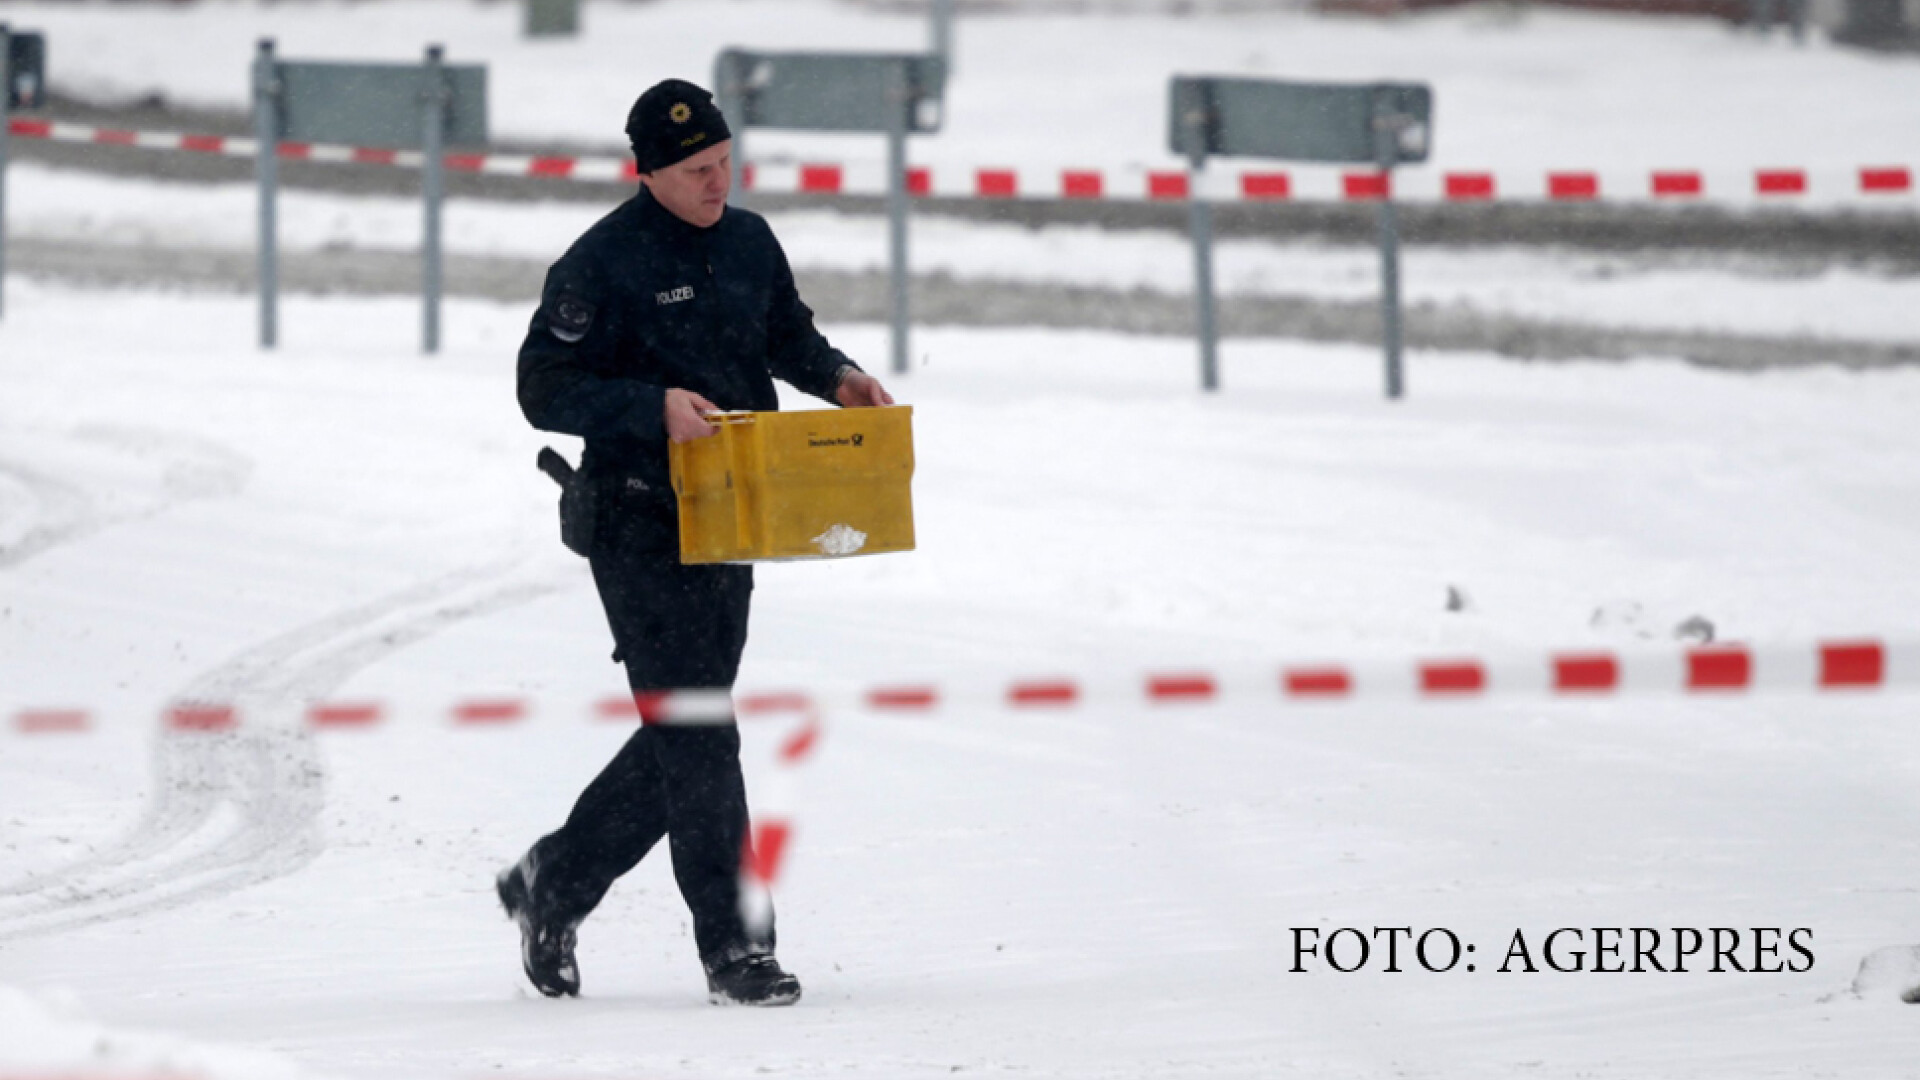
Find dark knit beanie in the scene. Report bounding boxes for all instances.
[625,79,732,174]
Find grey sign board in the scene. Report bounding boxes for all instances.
[1169,77,1430,165]
[254,43,485,354]
[1167,75,1434,399]
[717,50,945,134]
[714,47,946,380]
[524,0,580,37]
[274,60,487,149]
[7,30,45,110]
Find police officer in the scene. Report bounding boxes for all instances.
[497,78,893,1007]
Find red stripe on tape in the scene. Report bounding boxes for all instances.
[444,152,487,172]
[1008,680,1079,707]
[596,695,642,722]
[9,118,54,138]
[1241,171,1291,200]
[1419,660,1486,696]
[180,134,225,154]
[1444,172,1495,200]
[1148,674,1216,703]
[307,702,383,728]
[1860,167,1911,193]
[92,129,138,146]
[744,820,792,885]
[1284,668,1351,698]
[629,692,670,724]
[624,159,644,183]
[779,722,821,764]
[1553,653,1619,693]
[869,686,938,710]
[1147,171,1189,200]
[1343,172,1390,200]
[907,166,932,197]
[1062,170,1103,199]
[738,692,814,715]
[277,141,313,160]
[352,148,399,166]
[977,169,1018,198]
[1756,169,1806,195]
[1686,646,1752,691]
[15,709,91,734]
[1548,172,1599,200]
[168,704,235,732]
[798,164,843,194]
[1819,641,1884,689]
[528,156,575,178]
[454,699,526,724]
[1652,171,1703,197]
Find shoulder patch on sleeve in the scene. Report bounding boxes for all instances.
[547,292,597,344]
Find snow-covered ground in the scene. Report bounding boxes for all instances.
[5,2,1920,1078]
[4,283,1920,1079]
[11,0,1920,173]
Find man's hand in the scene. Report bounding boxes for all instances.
[835,370,896,409]
[665,388,721,443]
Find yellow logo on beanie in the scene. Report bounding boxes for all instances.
[669,103,693,124]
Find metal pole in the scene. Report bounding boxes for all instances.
[1188,158,1219,393]
[422,44,446,355]
[931,0,954,75]
[885,60,911,377]
[253,38,279,350]
[1373,103,1404,401]
[1,24,11,323]
[1377,189,1403,401]
[1172,82,1219,392]
[715,51,748,207]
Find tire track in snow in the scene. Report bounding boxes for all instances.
[0,462,96,570]
[0,424,252,570]
[0,558,568,941]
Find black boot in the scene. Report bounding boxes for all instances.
[496,851,581,998]
[706,955,801,1007]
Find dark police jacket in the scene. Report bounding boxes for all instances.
[517,188,855,554]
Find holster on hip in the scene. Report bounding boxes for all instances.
[537,447,595,558]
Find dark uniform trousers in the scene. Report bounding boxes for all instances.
[528,525,769,973]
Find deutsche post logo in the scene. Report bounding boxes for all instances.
[669,103,692,124]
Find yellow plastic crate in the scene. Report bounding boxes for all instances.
[669,405,916,564]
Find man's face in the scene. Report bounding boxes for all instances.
[641,140,732,228]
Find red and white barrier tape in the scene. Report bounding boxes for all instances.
[745,160,1920,205]
[7,118,1915,205]
[4,117,639,182]
[731,693,819,907]
[5,688,818,734]
[5,639,1912,737]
